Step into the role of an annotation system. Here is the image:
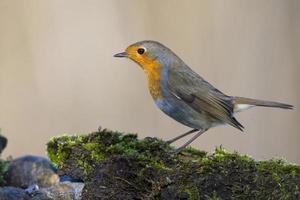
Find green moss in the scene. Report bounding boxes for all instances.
[182,146,207,157]
[47,129,174,179]
[47,134,86,166]
[206,192,221,200]
[0,158,10,186]
[184,186,199,200]
[46,129,300,199]
[83,143,105,161]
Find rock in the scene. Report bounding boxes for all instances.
[0,186,28,200]
[29,182,84,200]
[0,130,7,154]
[5,155,59,188]
[47,129,300,200]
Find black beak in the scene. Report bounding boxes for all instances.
[114,52,128,58]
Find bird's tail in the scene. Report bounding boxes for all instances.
[233,96,293,112]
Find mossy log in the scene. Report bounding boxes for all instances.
[47,129,300,200]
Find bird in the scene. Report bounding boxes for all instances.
[114,40,293,153]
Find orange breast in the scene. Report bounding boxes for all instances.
[143,60,162,100]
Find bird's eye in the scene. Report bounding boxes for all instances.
[137,48,145,55]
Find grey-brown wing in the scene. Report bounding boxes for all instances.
[167,66,244,131]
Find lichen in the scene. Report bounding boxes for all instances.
[46,129,300,199]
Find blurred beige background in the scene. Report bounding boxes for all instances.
[0,0,299,163]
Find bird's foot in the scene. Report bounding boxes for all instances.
[174,147,185,154]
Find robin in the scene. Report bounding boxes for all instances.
[114,40,293,153]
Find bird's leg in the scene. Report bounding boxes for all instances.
[166,129,198,144]
[174,129,208,154]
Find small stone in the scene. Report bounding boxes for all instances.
[5,155,59,188]
[166,177,172,184]
[60,175,82,182]
[25,184,39,195]
[30,182,84,200]
[0,186,27,200]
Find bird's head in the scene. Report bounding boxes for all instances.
[114,40,180,70]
